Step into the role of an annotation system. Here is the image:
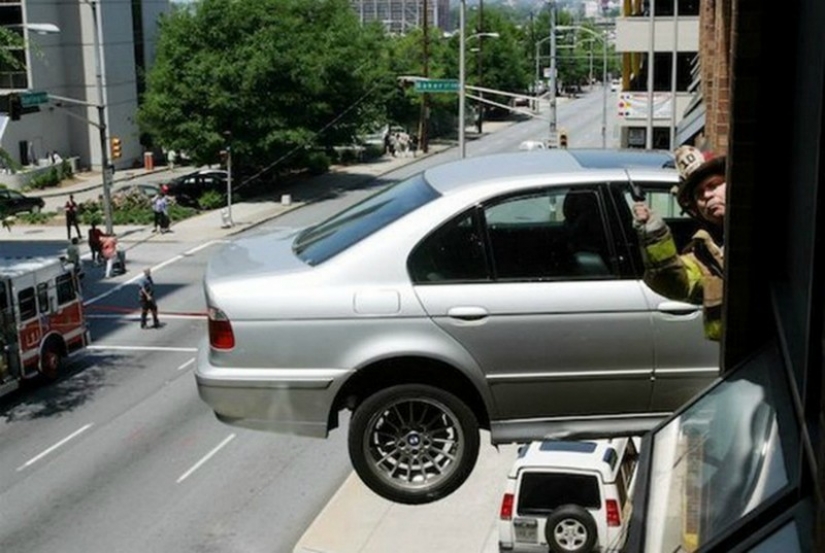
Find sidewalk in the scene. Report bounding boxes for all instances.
[294,440,520,553]
[3,141,461,245]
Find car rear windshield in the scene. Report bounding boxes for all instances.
[294,173,439,265]
[517,473,601,515]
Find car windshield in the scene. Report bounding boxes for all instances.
[293,173,439,265]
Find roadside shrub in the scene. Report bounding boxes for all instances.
[77,195,196,226]
[306,151,330,175]
[19,210,55,224]
[197,190,224,210]
[25,161,74,190]
[28,168,61,190]
[0,149,21,173]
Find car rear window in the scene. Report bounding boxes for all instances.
[294,173,439,265]
[517,473,601,515]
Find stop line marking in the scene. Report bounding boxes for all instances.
[86,345,198,353]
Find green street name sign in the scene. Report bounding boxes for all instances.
[414,79,459,93]
[20,91,49,108]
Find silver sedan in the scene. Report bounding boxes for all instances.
[195,149,719,505]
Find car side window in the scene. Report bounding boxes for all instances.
[408,211,490,283]
[483,188,615,280]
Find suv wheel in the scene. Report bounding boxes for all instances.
[545,504,598,553]
[348,383,480,505]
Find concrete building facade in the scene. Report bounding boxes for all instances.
[614,0,700,150]
[0,0,169,178]
[350,0,451,34]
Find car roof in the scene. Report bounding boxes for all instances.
[424,149,675,195]
[509,438,631,482]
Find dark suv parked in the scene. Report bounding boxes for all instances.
[163,169,228,209]
[0,188,45,215]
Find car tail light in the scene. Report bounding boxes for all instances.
[208,307,235,350]
[499,493,514,520]
[605,499,621,527]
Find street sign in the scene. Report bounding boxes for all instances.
[20,91,48,108]
[414,79,459,93]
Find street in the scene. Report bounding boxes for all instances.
[0,88,618,552]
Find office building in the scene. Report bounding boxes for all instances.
[0,0,169,174]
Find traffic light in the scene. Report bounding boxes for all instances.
[559,129,569,148]
[111,137,122,159]
[7,93,21,121]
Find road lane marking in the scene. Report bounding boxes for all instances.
[177,358,196,371]
[17,424,94,471]
[87,345,198,353]
[177,433,236,484]
[86,313,206,320]
[83,240,226,307]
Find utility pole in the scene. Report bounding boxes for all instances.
[419,0,430,153]
[88,0,114,236]
[222,131,233,228]
[548,1,558,146]
[459,0,466,158]
[476,0,484,134]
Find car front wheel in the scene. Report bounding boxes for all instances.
[545,504,598,553]
[348,383,480,505]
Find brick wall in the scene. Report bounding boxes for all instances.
[700,0,733,155]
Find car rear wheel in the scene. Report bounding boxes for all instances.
[348,383,480,505]
[31,205,41,214]
[545,504,598,553]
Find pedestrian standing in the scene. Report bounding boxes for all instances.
[633,145,727,341]
[88,222,103,265]
[65,194,82,240]
[137,267,160,329]
[152,191,169,233]
[66,237,81,272]
[101,233,118,279]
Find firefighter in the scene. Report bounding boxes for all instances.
[632,145,727,341]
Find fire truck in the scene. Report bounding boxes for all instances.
[0,256,90,398]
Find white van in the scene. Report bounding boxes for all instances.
[498,437,640,553]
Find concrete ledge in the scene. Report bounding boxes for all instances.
[0,157,80,190]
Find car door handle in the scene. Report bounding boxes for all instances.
[657,301,701,316]
[446,307,489,321]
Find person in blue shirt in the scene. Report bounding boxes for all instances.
[138,267,160,329]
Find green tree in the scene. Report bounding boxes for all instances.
[138,0,393,184]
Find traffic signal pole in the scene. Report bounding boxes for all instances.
[89,0,114,236]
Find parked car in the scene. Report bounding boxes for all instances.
[163,169,228,208]
[519,140,547,151]
[610,79,621,92]
[195,149,719,505]
[498,437,640,553]
[0,188,45,215]
[112,182,161,199]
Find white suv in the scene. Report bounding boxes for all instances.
[498,437,640,553]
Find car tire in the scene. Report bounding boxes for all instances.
[31,205,41,214]
[545,504,598,553]
[348,383,480,505]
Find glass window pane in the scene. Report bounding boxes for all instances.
[643,347,797,553]
[517,473,601,515]
[17,287,35,320]
[408,212,489,283]
[36,282,48,313]
[295,173,438,265]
